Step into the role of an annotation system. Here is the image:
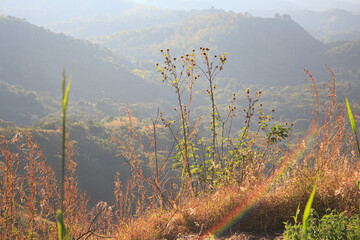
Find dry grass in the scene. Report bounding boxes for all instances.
[108,67,360,239]
[0,132,109,239]
[0,62,358,239]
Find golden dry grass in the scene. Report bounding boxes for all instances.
[1,66,359,239]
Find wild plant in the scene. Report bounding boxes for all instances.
[0,70,114,239]
[156,48,291,195]
[284,208,360,239]
[266,66,360,235]
[0,131,92,239]
[57,69,72,239]
[112,109,174,212]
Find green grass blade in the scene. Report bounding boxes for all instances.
[346,97,360,156]
[59,70,72,239]
[302,186,316,239]
[346,97,357,135]
[293,202,301,223]
[62,71,73,113]
[57,210,69,240]
[208,233,216,240]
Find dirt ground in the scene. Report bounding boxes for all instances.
[175,232,284,240]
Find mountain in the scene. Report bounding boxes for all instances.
[93,12,328,85]
[0,80,46,125]
[48,7,360,42]
[287,9,360,42]
[0,16,157,102]
[49,7,222,38]
[326,40,360,75]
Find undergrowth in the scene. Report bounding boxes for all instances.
[284,209,360,239]
[0,48,359,239]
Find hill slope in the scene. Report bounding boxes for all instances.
[93,12,328,85]
[0,16,157,102]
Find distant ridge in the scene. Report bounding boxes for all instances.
[93,12,328,85]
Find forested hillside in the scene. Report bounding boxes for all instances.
[50,7,223,38]
[0,16,157,102]
[93,12,328,85]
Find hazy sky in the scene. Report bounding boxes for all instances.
[130,0,360,11]
[0,0,359,26]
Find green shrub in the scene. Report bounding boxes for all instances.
[283,209,360,239]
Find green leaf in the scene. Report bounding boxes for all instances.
[59,70,72,240]
[292,202,301,224]
[303,186,316,239]
[346,97,360,156]
[346,97,357,135]
[62,70,73,114]
[208,233,216,240]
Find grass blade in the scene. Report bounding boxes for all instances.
[59,69,72,239]
[346,97,360,156]
[57,210,69,240]
[302,186,316,239]
[61,70,72,210]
